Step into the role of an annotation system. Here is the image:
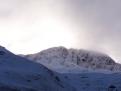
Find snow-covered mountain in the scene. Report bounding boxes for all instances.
[0,46,121,91]
[0,46,74,91]
[23,46,121,73]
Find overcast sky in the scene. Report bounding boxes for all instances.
[0,0,121,62]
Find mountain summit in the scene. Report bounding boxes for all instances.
[24,46,121,73]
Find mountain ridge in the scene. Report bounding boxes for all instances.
[23,46,121,73]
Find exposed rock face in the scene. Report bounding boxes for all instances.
[67,49,117,70]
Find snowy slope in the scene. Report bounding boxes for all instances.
[58,72,121,91]
[24,46,121,73]
[0,46,74,91]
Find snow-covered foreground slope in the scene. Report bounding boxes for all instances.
[0,46,74,91]
[24,46,121,73]
[58,72,121,91]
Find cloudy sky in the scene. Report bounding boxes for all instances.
[0,0,121,62]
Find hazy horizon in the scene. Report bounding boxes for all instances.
[0,0,121,63]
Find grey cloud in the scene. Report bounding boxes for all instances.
[0,0,121,62]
